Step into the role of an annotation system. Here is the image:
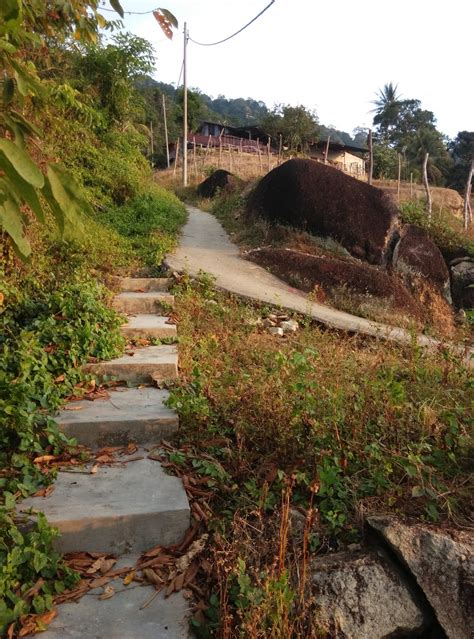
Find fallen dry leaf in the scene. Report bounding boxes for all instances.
[63,405,84,411]
[99,585,115,600]
[176,535,208,573]
[123,570,136,586]
[33,455,59,464]
[142,568,163,586]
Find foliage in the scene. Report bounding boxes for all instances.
[169,280,473,536]
[372,84,452,184]
[448,131,474,192]
[400,200,474,258]
[98,187,186,266]
[261,103,319,151]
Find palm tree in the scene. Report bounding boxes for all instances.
[371,82,402,140]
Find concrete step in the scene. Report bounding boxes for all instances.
[115,276,173,292]
[40,585,191,638]
[19,456,190,555]
[85,345,178,385]
[112,292,174,315]
[58,387,178,448]
[121,314,177,340]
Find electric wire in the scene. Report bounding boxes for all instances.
[188,0,275,47]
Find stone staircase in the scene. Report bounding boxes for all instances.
[20,276,191,638]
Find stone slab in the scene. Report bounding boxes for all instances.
[58,387,178,448]
[40,584,191,638]
[121,314,177,340]
[115,276,173,292]
[19,456,190,554]
[85,345,178,384]
[112,292,174,314]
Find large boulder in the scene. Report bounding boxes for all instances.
[311,549,429,637]
[393,224,451,301]
[197,170,238,198]
[450,257,474,309]
[368,516,474,639]
[246,159,400,265]
[246,247,423,319]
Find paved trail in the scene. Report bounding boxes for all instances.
[168,205,463,355]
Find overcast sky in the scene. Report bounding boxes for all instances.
[114,0,473,139]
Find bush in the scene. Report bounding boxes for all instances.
[400,201,474,259]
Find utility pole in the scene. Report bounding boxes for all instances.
[183,22,188,186]
[162,94,170,169]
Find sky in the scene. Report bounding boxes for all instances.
[111,0,473,139]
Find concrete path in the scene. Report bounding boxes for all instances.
[168,205,473,362]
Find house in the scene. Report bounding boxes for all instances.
[309,140,367,178]
[192,121,270,153]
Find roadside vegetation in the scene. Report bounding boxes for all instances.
[162,275,473,636]
[0,3,184,634]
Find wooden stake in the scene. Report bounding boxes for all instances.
[173,138,180,178]
[257,138,263,173]
[367,129,373,185]
[397,153,402,203]
[422,152,432,219]
[463,159,473,230]
[324,136,330,164]
[162,94,170,169]
[228,144,232,172]
[267,137,271,172]
[193,136,198,177]
[410,172,413,198]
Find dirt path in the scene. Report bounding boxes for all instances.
[167,205,473,364]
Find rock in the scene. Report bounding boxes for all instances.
[311,549,429,638]
[368,516,474,639]
[450,258,474,309]
[393,224,451,301]
[246,159,400,265]
[197,169,239,198]
[246,247,423,320]
[269,326,284,336]
[280,319,299,333]
[262,318,276,327]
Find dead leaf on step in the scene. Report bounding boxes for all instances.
[32,484,55,498]
[99,585,115,600]
[123,570,136,586]
[63,405,84,411]
[142,568,163,586]
[100,558,117,574]
[144,544,162,558]
[33,455,59,465]
[89,575,111,589]
[90,464,99,474]
[87,556,116,575]
[23,578,45,599]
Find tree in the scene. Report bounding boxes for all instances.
[448,131,474,192]
[262,104,319,151]
[371,82,402,142]
[0,0,176,258]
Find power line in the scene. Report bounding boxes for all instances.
[188,0,275,47]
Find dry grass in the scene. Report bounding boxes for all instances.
[165,278,473,637]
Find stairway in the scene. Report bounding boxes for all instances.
[20,276,191,638]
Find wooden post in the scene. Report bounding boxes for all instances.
[410,172,413,198]
[257,138,263,173]
[150,120,154,164]
[173,138,180,178]
[182,22,188,186]
[324,136,330,164]
[267,137,271,172]
[279,134,283,164]
[219,139,222,168]
[228,144,232,172]
[422,152,432,219]
[162,94,170,169]
[463,159,473,230]
[193,136,198,177]
[397,153,402,203]
[367,129,373,185]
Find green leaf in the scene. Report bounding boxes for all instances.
[0,153,45,223]
[46,163,91,221]
[109,0,124,18]
[2,78,15,105]
[0,139,44,188]
[10,60,43,98]
[9,109,42,138]
[0,38,18,53]
[0,0,20,22]
[0,190,31,259]
[42,175,65,236]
